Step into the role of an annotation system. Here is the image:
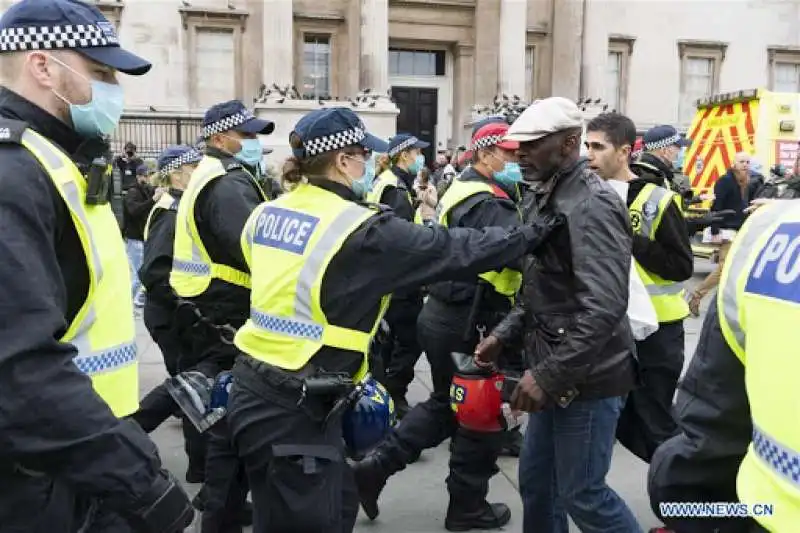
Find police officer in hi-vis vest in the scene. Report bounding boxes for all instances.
[170,101,276,531]
[0,0,194,531]
[647,202,800,533]
[368,133,429,416]
[131,145,206,483]
[225,106,564,533]
[354,121,524,531]
[584,117,694,464]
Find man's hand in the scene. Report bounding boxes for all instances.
[474,334,502,368]
[510,370,548,412]
[153,187,167,202]
[709,232,723,244]
[525,212,566,252]
[744,197,777,214]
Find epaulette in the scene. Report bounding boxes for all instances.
[224,160,243,172]
[0,118,29,144]
[361,200,393,214]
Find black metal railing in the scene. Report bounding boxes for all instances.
[109,114,204,159]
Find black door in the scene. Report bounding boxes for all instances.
[391,87,437,165]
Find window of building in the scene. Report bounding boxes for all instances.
[678,40,726,125]
[389,49,446,77]
[302,35,331,98]
[194,28,236,108]
[525,46,535,101]
[768,47,800,92]
[180,7,248,110]
[773,63,800,92]
[93,1,123,28]
[606,36,634,113]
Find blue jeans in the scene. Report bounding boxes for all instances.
[125,238,144,306]
[519,396,643,533]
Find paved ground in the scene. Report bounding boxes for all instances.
[141,259,718,533]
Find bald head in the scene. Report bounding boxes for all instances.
[733,152,751,175]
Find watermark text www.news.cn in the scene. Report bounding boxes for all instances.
[660,502,774,518]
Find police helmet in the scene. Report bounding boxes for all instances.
[342,376,396,458]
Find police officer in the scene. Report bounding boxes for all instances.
[170,101,276,531]
[225,106,564,533]
[132,145,206,483]
[631,125,693,207]
[584,114,693,463]
[0,0,194,531]
[368,133,429,416]
[354,122,524,531]
[647,202,799,533]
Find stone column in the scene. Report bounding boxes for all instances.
[453,43,476,147]
[498,0,528,98]
[550,0,584,100]
[473,0,501,105]
[359,0,391,100]
[262,0,294,90]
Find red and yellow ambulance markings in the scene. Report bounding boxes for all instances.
[686,100,757,193]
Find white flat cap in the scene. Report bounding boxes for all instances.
[505,97,583,143]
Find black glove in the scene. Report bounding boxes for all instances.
[524,212,566,253]
[121,469,194,533]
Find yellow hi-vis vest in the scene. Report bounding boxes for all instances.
[368,169,413,206]
[144,191,178,241]
[717,201,800,532]
[20,128,138,417]
[234,183,392,381]
[437,177,522,301]
[170,155,265,297]
[629,183,690,323]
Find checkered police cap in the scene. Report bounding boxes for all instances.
[644,133,681,151]
[388,136,419,157]
[203,110,257,138]
[470,134,504,151]
[303,126,367,157]
[0,23,118,52]
[159,149,202,177]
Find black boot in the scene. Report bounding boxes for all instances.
[445,500,511,532]
[499,428,523,458]
[352,455,390,520]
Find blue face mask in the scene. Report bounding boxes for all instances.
[68,80,125,138]
[234,138,264,168]
[492,162,523,185]
[351,157,375,199]
[408,153,425,174]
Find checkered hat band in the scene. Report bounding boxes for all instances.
[644,134,680,151]
[202,111,255,138]
[160,151,201,176]
[470,135,504,151]
[388,137,418,157]
[0,24,114,52]
[304,127,366,156]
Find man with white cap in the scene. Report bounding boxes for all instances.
[475,97,642,532]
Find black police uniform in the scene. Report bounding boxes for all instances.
[616,161,694,464]
[184,142,277,533]
[376,164,424,413]
[130,187,209,485]
[0,83,188,533]
[228,177,560,533]
[356,167,523,528]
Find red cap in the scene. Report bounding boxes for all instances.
[461,123,519,163]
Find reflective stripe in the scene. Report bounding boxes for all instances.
[173,258,211,276]
[73,341,137,375]
[247,204,370,336]
[645,282,684,296]
[719,212,779,352]
[753,425,800,489]
[637,185,669,238]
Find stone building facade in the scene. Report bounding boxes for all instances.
[1,0,799,162]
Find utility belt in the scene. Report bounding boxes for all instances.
[238,356,361,428]
[174,296,238,345]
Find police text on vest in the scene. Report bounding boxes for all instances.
[746,222,800,303]
[253,207,319,255]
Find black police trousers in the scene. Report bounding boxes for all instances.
[382,295,423,402]
[616,320,685,463]
[374,301,503,507]
[228,357,359,533]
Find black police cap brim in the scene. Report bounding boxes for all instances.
[76,45,152,76]
[235,118,276,136]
